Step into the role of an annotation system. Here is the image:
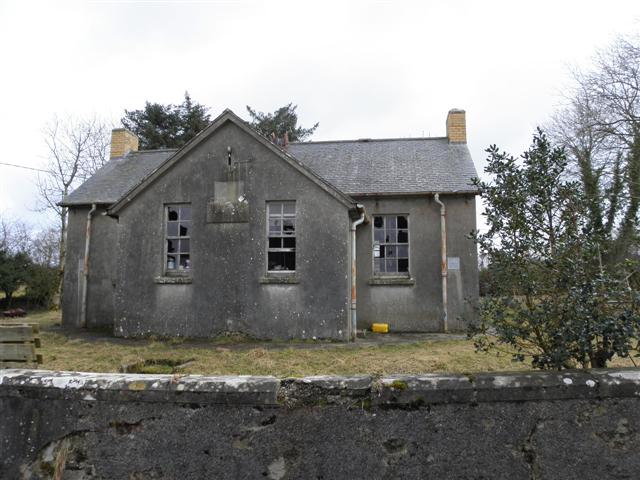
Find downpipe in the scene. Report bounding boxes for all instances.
[434,194,448,333]
[80,203,97,328]
[350,205,366,341]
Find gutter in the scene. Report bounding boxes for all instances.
[80,203,97,328]
[434,194,448,333]
[350,204,366,341]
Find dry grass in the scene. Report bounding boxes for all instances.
[19,310,638,377]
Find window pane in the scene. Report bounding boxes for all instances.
[268,203,282,216]
[397,245,408,258]
[397,215,408,229]
[180,207,191,221]
[374,229,385,243]
[386,216,397,229]
[268,252,278,270]
[179,223,190,237]
[168,207,179,221]
[386,246,397,258]
[374,258,384,273]
[167,239,177,253]
[179,255,190,270]
[397,230,408,243]
[268,237,282,248]
[283,219,295,234]
[283,252,295,270]
[167,222,179,236]
[374,216,383,228]
[167,255,177,269]
[398,259,409,272]
[268,252,280,270]
[283,237,296,249]
[179,239,190,253]
[386,259,397,272]
[385,230,396,243]
[283,202,295,215]
[269,218,281,233]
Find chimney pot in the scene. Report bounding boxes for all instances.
[446,109,467,144]
[110,128,139,158]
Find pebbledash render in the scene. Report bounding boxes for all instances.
[60,109,479,340]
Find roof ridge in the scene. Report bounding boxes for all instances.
[290,136,448,145]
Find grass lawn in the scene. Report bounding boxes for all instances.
[10,310,638,377]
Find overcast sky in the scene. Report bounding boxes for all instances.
[1,0,639,229]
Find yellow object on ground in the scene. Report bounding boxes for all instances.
[371,323,389,334]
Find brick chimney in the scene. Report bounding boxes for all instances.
[110,128,139,158]
[446,109,466,144]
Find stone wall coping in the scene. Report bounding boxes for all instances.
[2,368,640,407]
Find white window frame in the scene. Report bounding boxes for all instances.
[164,203,192,276]
[266,201,296,273]
[372,214,410,276]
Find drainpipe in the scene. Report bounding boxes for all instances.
[80,203,97,328]
[350,204,366,341]
[434,194,448,333]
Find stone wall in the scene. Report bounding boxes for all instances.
[2,368,640,479]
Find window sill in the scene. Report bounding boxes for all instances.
[367,276,415,286]
[154,276,193,285]
[259,275,299,284]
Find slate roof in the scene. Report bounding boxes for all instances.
[288,137,478,196]
[61,133,478,207]
[61,150,176,206]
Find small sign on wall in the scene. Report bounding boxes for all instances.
[447,257,460,270]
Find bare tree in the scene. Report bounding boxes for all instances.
[548,33,640,263]
[37,116,110,305]
[0,215,31,254]
[30,227,60,268]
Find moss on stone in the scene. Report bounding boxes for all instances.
[390,380,408,390]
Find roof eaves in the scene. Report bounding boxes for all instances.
[349,189,480,197]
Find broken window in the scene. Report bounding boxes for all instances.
[166,204,191,273]
[267,201,296,272]
[373,215,409,274]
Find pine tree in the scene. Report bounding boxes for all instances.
[122,92,211,150]
[246,103,318,142]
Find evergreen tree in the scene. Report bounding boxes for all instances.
[122,92,211,150]
[470,129,640,369]
[0,250,31,307]
[246,103,318,142]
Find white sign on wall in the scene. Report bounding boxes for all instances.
[448,257,460,270]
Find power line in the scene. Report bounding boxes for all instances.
[0,162,51,174]
[0,162,89,180]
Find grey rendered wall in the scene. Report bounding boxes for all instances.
[3,368,640,480]
[61,206,117,328]
[355,194,478,332]
[113,121,351,340]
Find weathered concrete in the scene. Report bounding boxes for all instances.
[2,368,640,479]
[113,121,353,340]
[62,206,117,329]
[356,194,478,332]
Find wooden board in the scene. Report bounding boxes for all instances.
[0,343,36,362]
[0,321,39,332]
[0,325,34,343]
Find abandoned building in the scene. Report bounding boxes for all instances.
[60,108,479,340]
